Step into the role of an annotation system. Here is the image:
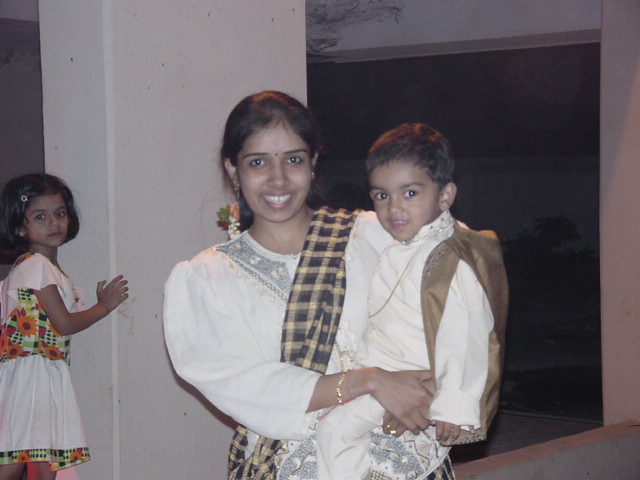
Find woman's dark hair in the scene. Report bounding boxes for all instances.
[366,123,454,188]
[0,173,80,253]
[220,91,323,230]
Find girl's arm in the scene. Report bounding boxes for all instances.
[308,368,435,434]
[35,275,128,335]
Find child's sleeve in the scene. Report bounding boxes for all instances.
[428,260,493,429]
[10,254,62,291]
[1,255,65,320]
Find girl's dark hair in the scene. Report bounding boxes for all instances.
[0,173,80,253]
[220,91,322,230]
[366,123,454,189]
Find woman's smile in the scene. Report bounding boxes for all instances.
[225,124,317,230]
[263,193,292,207]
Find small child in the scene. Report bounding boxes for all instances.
[316,124,508,480]
[0,173,129,479]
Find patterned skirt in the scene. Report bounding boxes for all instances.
[371,456,456,480]
[0,356,90,471]
[276,425,454,480]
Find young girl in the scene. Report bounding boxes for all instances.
[0,173,129,480]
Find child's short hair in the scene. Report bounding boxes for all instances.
[0,173,80,252]
[366,123,454,188]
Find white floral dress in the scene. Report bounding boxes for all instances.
[0,253,90,471]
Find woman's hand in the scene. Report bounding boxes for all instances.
[369,368,435,434]
[307,368,434,422]
[382,412,404,437]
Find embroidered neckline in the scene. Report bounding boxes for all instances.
[215,233,297,302]
[244,231,301,261]
[398,210,454,246]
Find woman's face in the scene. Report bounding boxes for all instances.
[225,124,317,232]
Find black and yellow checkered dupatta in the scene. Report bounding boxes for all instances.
[228,207,359,480]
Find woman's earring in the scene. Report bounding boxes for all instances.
[227,202,240,240]
[311,171,315,179]
[216,180,241,240]
[229,183,241,239]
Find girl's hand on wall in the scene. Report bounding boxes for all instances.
[96,275,129,313]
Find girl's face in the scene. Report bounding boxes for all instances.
[369,160,456,243]
[224,124,317,233]
[18,193,69,259]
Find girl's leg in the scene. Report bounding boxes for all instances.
[24,463,56,480]
[0,463,26,480]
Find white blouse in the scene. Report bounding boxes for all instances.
[163,211,390,441]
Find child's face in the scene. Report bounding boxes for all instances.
[18,193,69,258]
[369,160,456,243]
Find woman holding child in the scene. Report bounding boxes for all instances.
[163,91,457,479]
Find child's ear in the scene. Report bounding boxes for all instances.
[439,182,457,211]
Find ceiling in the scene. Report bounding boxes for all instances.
[1,2,600,63]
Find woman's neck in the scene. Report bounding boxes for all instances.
[249,208,313,255]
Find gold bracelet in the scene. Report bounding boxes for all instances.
[336,371,347,405]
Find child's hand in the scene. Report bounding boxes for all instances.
[96,275,129,313]
[434,420,461,442]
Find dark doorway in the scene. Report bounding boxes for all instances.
[308,42,601,458]
[0,17,45,277]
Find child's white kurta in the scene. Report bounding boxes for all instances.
[316,211,494,480]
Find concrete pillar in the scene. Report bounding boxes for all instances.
[600,0,640,425]
[38,1,306,478]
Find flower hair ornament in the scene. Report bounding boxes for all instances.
[21,195,28,203]
[216,202,240,240]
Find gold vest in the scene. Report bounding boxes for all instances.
[420,223,509,445]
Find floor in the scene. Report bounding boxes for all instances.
[450,411,601,464]
[450,362,602,465]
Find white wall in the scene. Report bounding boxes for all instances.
[39,3,113,477]
[600,0,640,425]
[38,1,306,478]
